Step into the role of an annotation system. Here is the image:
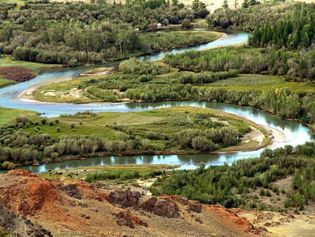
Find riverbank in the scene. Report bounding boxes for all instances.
[0,56,60,84]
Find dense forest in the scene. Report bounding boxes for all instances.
[0,0,210,65]
[151,142,315,211]
[249,4,315,49]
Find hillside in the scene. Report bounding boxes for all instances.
[0,169,260,237]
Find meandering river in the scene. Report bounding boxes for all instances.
[0,32,313,172]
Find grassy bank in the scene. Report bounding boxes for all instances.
[0,79,13,88]
[0,107,36,126]
[39,164,176,182]
[0,56,58,85]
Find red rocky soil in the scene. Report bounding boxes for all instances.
[0,170,263,237]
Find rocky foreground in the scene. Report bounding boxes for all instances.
[0,170,263,237]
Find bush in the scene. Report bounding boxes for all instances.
[1,161,16,170]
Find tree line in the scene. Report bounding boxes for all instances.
[164,47,315,81]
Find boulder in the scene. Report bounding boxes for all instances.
[141,197,180,218]
[108,190,141,208]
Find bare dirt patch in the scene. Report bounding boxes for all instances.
[0,66,34,82]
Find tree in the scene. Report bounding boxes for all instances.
[181,19,193,29]
[223,0,228,9]
[242,0,249,8]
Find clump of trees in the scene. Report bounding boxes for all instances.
[119,58,170,75]
[175,127,239,151]
[151,142,315,210]
[206,2,300,31]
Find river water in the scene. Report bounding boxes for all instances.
[0,32,312,172]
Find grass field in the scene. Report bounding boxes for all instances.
[23,106,249,138]
[0,56,58,83]
[32,74,105,103]
[0,107,36,126]
[0,78,13,88]
[0,56,56,74]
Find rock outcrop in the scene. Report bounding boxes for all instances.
[107,189,141,208]
[141,197,180,218]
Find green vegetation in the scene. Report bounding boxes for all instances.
[0,0,212,65]
[164,47,315,81]
[151,142,315,211]
[0,55,57,83]
[206,2,305,31]
[0,107,36,126]
[84,165,171,183]
[210,74,315,93]
[138,31,220,51]
[0,106,265,169]
[0,78,12,88]
[0,56,56,75]
[249,4,315,49]
[0,0,314,217]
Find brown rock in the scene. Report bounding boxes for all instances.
[61,184,81,199]
[141,197,180,218]
[108,190,141,208]
[188,201,202,213]
[114,211,147,229]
